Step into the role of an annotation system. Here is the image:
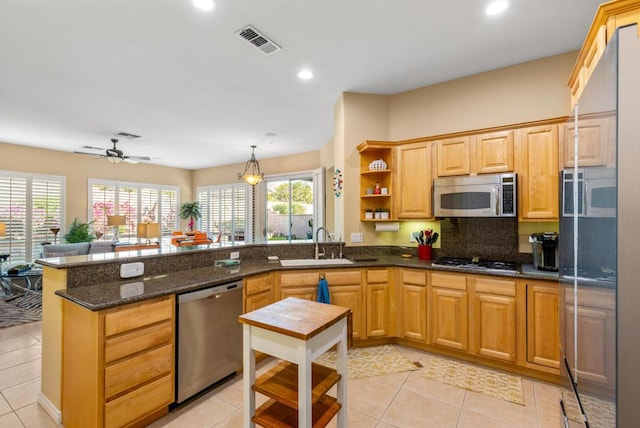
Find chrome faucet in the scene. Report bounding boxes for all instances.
[315,227,331,259]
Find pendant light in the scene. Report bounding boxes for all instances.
[238,145,264,186]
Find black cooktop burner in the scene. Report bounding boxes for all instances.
[432,257,518,273]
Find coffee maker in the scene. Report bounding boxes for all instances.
[529,232,559,272]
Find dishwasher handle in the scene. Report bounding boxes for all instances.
[178,280,243,305]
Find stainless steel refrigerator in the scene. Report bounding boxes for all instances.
[559,24,640,427]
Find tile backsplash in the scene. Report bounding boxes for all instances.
[439,217,532,264]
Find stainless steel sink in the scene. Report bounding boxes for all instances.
[279,258,354,267]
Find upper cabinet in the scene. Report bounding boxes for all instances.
[561,116,615,168]
[395,142,432,219]
[436,136,471,176]
[568,1,640,106]
[515,124,559,221]
[435,131,514,177]
[357,141,395,221]
[473,130,514,174]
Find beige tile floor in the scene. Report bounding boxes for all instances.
[1,321,563,427]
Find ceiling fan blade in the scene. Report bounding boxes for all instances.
[81,145,104,151]
[123,158,139,164]
[73,151,103,156]
[126,156,151,161]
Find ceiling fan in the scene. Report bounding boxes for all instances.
[74,138,151,164]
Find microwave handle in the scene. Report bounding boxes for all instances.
[495,185,500,216]
[583,181,589,216]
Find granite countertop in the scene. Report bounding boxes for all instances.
[55,255,559,312]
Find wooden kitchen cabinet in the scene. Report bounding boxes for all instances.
[469,276,517,362]
[436,136,471,177]
[357,141,395,221]
[395,142,432,219]
[325,270,364,340]
[473,130,514,174]
[526,281,559,369]
[366,269,392,338]
[277,269,365,340]
[429,271,468,351]
[62,295,175,428]
[562,116,614,168]
[515,124,559,220]
[244,272,274,313]
[399,269,427,343]
[564,286,615,390]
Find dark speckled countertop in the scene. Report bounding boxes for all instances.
[55,253,558,311]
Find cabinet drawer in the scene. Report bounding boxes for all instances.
[279,272,321,287]
[473,277,516,297]
[402,270,426,286]
[105,344,173,399]
[245,274,272,295]
[104,321,172,363]
[104,297,173,337]
[367,269,388,284]
[324,270,362,285]
[104,373,173,428]
[431,272,467,290]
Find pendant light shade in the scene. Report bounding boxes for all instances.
[238,145,264,186]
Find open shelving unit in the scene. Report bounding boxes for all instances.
[357,141,396,221]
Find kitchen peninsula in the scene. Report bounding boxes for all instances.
[37,242,559,427]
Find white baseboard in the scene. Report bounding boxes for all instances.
[37,392,62,425]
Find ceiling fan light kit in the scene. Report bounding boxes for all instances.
[238,145,264,186]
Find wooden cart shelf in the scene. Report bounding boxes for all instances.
[253,396,341,428]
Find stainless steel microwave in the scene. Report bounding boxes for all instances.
[433,173,517,217]
[562,167,616,217]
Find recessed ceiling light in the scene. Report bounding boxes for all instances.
[193,0,215,12]
[297,69,314,80]
[486,0,508,16]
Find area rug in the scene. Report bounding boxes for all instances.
[420,354,525,405]
[562,388,615,427]
[0,298,42,328]
[314,345,420,380]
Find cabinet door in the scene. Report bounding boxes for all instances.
[402,284,427,342]
[244,273,274,313]
[471,277,517,362]
[367,283,390,337]
[280,286,317,302]
[245,291,274,313]
[526,282,559,369]
[325,270,364,340]
[474,130,514,174]
[563,118,612,168]
[430,272,468,351]
[436,137,470,177]
[396,142,432,219]
[515,124,559,220]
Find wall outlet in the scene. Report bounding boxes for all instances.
[230,251,240,259]
[350,232,363,243]
[120,262,144,278]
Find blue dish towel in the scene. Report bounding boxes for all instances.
[317,278,331,304]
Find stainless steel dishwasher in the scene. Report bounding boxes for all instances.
[176,280,243,403]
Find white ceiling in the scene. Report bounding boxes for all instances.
[0,0,602,170]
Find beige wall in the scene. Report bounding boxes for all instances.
[0,142,193,229]
[339,51,577,246]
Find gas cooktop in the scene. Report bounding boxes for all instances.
[432,257,519,274]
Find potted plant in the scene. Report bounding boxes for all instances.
[374,208,382,220]
[364,208,374,219]
[380,208,390,220]
[179,201,202,232]
[64,218,95,243]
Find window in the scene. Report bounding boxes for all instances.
[261,168,325,244]
[197,183,248,245]
[0,171,65,263]
[89,179,179,241]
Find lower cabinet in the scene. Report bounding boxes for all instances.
[429,272,468,351]
[62,295,175,428]
[470,276,517,362]
[366,269,391,338]
[399,269,427,343]
[244,272,274,313]
[526,281,559,369]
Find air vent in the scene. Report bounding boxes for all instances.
[235,25,281,56]
[115,132,142,140]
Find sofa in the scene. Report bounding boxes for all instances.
[42,241,119,257]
